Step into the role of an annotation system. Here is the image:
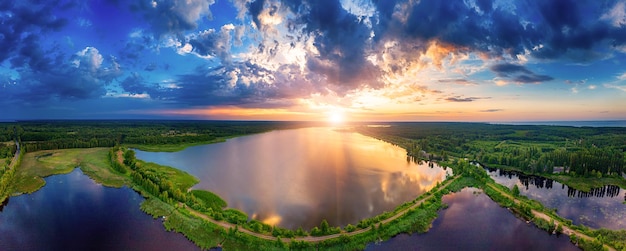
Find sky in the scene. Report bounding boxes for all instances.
[1,0,626,122]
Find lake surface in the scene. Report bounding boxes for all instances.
[136,127,450,229]
[487,168,626,230]
[367,188,578,251]
[0,169,200,251]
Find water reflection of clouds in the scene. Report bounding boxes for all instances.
[369,188,578,251]
[137,127,450,229]
[1,169,201,250]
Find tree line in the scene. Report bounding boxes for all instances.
[359,123,626,178]
[10,120,312,152]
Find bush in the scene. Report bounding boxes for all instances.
[223,209,248,225]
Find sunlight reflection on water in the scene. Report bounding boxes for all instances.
[136,127,451,229]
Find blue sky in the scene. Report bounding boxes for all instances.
[1,0,626,121]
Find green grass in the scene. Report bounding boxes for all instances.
[140,197,176,218]
[136,160,199,191]
[546,174,626,191]
[190,189,227,210]
[11,148,129,194]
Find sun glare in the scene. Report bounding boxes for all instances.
[328,110,345,124]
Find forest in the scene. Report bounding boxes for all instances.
[2,120,314,152]
[358,122,626,178]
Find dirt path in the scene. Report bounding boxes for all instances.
[487,183,615,251]
[184,176,459,243]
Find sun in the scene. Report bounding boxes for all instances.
[328,110,345,124]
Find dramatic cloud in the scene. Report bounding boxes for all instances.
[0,0,68,68]
[5,46,121,104]
[1,0,626,120]
[131,0,215,36]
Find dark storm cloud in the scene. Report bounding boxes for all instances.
[490,63,554,84]
[121,72,148,94]
[4,46,122,105]
[129,0,215,37]
[248,0,265,30]
[0,0,70,65]
[304,0,383,91]
[188,26,233,62]
[378,0,626,61]
[249,0,382,93]
[172,63,274,106]
[225,0,625,103]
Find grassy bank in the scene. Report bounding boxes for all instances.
[546,174,626,191]
[133,175,477,251]
[10,148,129,194]
[481,169,623,251]
[485,163,626,192]
[125,136,241,152]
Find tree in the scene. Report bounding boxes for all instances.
[512,185,520,197]
[320,219,329,234]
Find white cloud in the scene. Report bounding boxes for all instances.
[600,1,626,27]
[618,72,626,81]
[172,0,215,24]
[604,84,626,92]
[179,43,193,54]
[107,93,151,99]
[73,47,103,72]
[588,85,597,90]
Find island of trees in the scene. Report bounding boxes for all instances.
[1,120,625,250]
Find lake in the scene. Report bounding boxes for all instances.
[367,188,579,251]
[487,168,626,230]
[135,127,451,229]
[0,169,200,251]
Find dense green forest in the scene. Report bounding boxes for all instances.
[357,122,626,178]
[1,120,314,152]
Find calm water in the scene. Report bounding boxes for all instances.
[487,168,626,230]
[367,188,578,251]
[0,169,200,251]
[136,127,450,229]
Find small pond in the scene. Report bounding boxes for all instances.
[366,188,579,251]
[0,169,200,251]
[486,168,626,230]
